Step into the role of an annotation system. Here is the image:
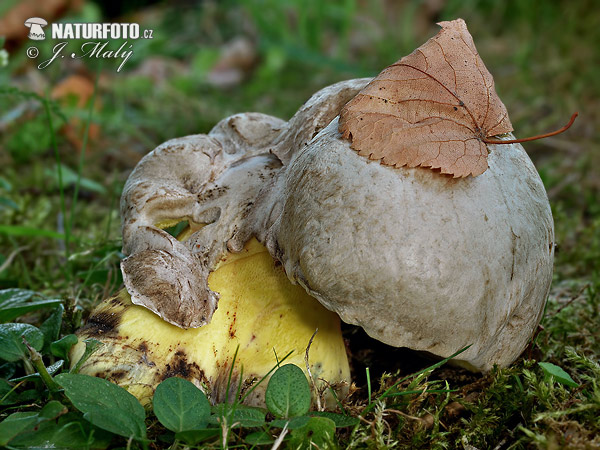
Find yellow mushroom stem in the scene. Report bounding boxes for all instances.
[70,238,350,407]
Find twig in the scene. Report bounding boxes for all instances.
[492,438,507,450]
[357,415,373,426]
[384,409,423,422]
[553,283,590,316]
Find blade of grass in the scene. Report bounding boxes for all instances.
[225,345,240,405]
[366,367,372,406]
[44,94,70,276]
[239,350,294,404]
[383,388,457,397]
[0,225,65,240]
[67,68,100,247]
[361,345,471,415]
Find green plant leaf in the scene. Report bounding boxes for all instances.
[538,362,579,388]
[45,164,107,195]
[0,412,39,446]
[10,359,64,382]
[0,289,61,323]
[270,415,310,429]
[288,416,336,449]
[0,361,18,379]
[8,421,81,449]
[0,401,67,446]
[153,377,211,432]
[0,225,65,240]
[209,404,266,428]
[265,364,311,419]
[51,334,79,360]
[0,176,11,191]
[39,400,69,420]
[7,412,113,449]
[310,411,359,427]
[0,378,18,405]
[175,428,220,445]
[40,304,64,353]
[15,389,39,403]
[0,197,18,211]
[55,373,147,440]
[245,430,275,445]
[0,323,44,362]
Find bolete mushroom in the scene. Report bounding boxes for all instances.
[73,19,558,404]
[260,117,553,371]
[24,17,48,40]
[72,238,350,406]
[72,79,369,406]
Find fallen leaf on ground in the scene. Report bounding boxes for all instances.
[339,18,513,178]
[51,74,100,150]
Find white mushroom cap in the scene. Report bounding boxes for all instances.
[264,117,554,371]
[118,79,370,329]
[24,17,48,27]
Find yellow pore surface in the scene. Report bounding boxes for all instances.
[74,238,349,403]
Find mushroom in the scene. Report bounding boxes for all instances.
[72,79,369,406]
[260,117,553,371]
[72,238,350,406]
[24,17,48,40]
[73,22,555,403]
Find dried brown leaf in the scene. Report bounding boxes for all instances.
[339,18,513,177]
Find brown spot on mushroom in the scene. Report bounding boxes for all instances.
[109,370,127,381]
[197,186,229,202]
[162,350,206,383]
[79,310,122,336]
[228,312,237,338]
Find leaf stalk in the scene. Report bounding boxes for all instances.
[484,112,578,144]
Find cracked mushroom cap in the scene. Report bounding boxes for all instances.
[264,117,554,371]
[119,79,371,329]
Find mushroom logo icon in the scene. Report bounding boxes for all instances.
[25,17,48,40]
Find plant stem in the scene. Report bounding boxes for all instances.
[484,112,578,144]
[23,337,60,393]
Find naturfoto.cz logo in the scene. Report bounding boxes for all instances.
[25,18,154,72]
